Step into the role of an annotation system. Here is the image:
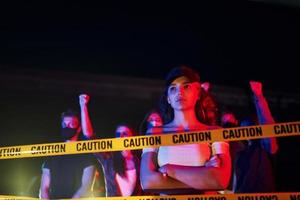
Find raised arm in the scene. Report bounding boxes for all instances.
[79,94,95,139]
[250,81,274,124]
[250,81,278,154]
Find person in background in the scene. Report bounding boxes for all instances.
[140,66,231,195]
[233,81,278,193]
[139,109,163,135]
[221,81,278,193]
[40,109,96,199]
[199,82,220,126]
[220,110,242,193]
[221,111,239,128]
[79,94,142,197]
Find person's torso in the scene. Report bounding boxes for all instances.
[234,140,275,193]
[95,152,142,197]
[45,154,95,198]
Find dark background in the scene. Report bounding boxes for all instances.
[0,1,299,91]
[0,1,299,196]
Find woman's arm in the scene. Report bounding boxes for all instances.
[250,81,278,154]
[159,153,231,190]
[72,165,96,198]
[79,94,96,139]
[115,156,137,196]
[140,151,190,194]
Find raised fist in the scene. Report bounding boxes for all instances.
[79,94,90,106]
[201,82,211,92]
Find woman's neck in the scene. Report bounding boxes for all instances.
[172,109,201,130]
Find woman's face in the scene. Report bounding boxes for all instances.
[62,116,80,129]
[147,112,163,127]
[167,76,200,111]
[115,126,133,138]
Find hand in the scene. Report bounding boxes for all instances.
[250,81,263,97]
[79,94,90,107]
[201,82,211,92]
[159,164,170,177]
[205,155,221,168]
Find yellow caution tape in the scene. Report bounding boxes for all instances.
[0,121,299,159]
[0,193,300,200]
[0,195,39,200]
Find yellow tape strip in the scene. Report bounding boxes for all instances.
[1,193,300,200]
[0,121,299,159]
[0,195,39,200]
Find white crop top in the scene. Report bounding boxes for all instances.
[143,141,229,167]
[158,143,210,166]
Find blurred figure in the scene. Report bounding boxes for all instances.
[40,109,96,199]
[220,110,241,193]
[147,111,163,129]
[79,94,142,197]
[139,109,163,135]
[221,111,239,128]
[222,81,278,193]
[91,165,106,197]
[199,82,220,126]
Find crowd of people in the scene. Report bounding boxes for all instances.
[38,66,279,199]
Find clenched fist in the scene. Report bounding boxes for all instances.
[79,94,90,107]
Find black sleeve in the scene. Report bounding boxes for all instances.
[42,157,51,169]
